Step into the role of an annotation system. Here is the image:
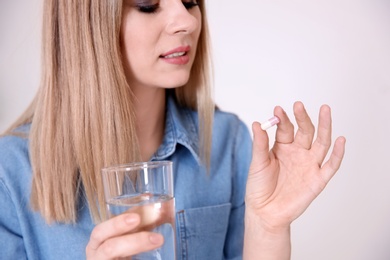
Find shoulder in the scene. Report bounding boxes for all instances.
[0,125,32,189]
[213,108,252,143]
[211,109,252,172]
[0,125,31,165]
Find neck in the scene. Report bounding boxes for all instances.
[133,87,166,161]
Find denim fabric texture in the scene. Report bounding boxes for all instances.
[0,96,252,260]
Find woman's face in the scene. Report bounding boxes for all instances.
[121,0,202,90]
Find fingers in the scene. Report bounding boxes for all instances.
[274,106,295,144]
[250,121,271,172]
[257,102,345,179]
[86,213,164,259]
[94,231,164,259]
[87,213,140,251]
[311,105,333,164]
[321,136,346,182]
[293,102,315,149]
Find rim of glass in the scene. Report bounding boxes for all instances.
[101,161,172,173]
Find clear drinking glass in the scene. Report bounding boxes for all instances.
[101,161,175,260]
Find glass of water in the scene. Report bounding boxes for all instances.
[101,161,175,260]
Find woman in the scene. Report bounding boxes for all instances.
[0,0,346,259]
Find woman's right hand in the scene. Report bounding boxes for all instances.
[86,213,164,259]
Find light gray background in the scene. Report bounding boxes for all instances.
[1,1,390,259]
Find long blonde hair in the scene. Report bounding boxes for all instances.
[5,0,214,223]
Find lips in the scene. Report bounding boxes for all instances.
[159,46,191,65]
[160,46,191,58]
[162,51,186,59]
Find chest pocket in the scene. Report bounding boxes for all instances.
[176,203,232,260]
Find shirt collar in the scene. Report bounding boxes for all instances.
[151,94,201,164]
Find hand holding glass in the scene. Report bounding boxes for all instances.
[102,161,175,260]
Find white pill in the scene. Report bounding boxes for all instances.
[261,116,280,130]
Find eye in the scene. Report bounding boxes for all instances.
[182,0,199,10]
[132,0,159,14]
[136,3,159,13]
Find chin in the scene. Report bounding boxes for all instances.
[160,74,191,88]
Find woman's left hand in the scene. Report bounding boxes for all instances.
[245,101,346,231]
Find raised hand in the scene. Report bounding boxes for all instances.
[245,101,346,230]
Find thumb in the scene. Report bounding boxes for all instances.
[250,121,271,173]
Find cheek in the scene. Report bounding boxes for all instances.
[122,26,157,63]
[121,23,134,68]
[190,23,202,52]
[194,10,202,39]
[121,31,149,72]
[121,17,150,65]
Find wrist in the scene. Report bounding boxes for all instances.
[245,206,291,235]
[244,208,292,260]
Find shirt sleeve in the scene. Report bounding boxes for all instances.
[224,120,252,260]
[0,177,27,259]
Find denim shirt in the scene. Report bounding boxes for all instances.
[0,97,252,260]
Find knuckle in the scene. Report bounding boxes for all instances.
[101,240,116,257]
[90,225,105,243]
[85,244,93,257]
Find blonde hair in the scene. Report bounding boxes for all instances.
[5,0,214,223]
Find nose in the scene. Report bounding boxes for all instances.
[165,2,200,35]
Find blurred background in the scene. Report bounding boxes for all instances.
[1,0,390,259]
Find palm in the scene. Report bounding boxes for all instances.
[245,102,345,229]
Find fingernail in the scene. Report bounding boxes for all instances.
[149,234,164,245]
